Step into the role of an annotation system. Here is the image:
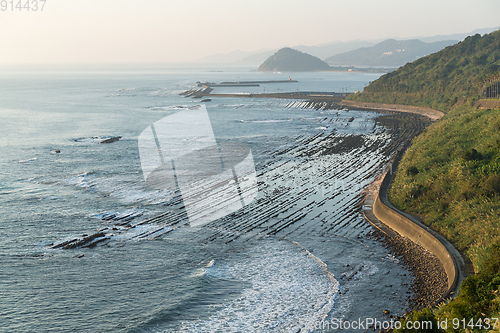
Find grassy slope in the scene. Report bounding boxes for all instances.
[392,104,500,332]
[390,105,500,270]
[348,30,500,332]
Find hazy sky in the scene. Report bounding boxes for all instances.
[0,0,499,64]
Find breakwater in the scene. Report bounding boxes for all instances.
[197,80,299,87]
[180,87,348,101]
[201,92,345,101]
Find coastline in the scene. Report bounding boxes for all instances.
[361,104,466,309]
[339,100,445,121]
[181,83,462,311]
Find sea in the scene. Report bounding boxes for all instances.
[0,64,414,333]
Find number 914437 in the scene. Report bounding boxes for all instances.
[1,0,46,11]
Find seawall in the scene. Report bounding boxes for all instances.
[340,100,445,121]
[364,124,466,306]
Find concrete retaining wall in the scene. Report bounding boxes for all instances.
[349,99,465,303]
[372,169,465,302]
[475,99,500,109]
[340,100,445,121]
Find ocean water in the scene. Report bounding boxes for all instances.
[0,64,414,332]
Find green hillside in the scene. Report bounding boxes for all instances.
[352,30,500,332]
[325,39,457,67]
[258,47,331,72]
[349,30,500,112]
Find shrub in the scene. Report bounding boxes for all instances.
[407,166,420,176]
[483,174,500,196]
[408,184,425,200]
[395,308,441,333]
[479,242,500,280]
[437,241,500,331]
[462,148,482,161]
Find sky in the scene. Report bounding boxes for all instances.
[0,0,499,64]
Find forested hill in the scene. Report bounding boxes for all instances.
[357,29,500,329]
[258,47,331,72]
[348,30,500,112]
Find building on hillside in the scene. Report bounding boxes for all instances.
[482,76,500,99]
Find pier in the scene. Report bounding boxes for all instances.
[184,79,351,101]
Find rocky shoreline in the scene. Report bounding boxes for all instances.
[374,228,448,310]
[179,81,458,324]
[359,104,465,332]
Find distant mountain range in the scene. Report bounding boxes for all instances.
[197,49,274,64]
[350,29,500,109]
[195,27,499,65]
[325,39,458,67]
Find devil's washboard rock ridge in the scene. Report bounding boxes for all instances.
[48,108,430,250]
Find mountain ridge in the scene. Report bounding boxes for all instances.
[325,39,458,67]
[194,27,499,63]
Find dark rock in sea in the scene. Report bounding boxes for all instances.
[100,136,121,144]
[258,47,331,72]
[201,99,211,102]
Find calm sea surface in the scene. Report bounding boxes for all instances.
[0,64,413,332]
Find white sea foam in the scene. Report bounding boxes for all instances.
[206,259,215,268]
[383,254,400,264]
[59,172,175,205]
[190,259,217,278]
[149,105,191,111]
[250,119,294,124]
[20,177,36,182]
[18,157,37,163]
[60,172,93,188]
[176,240,339,333]
[217,104,247,109]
